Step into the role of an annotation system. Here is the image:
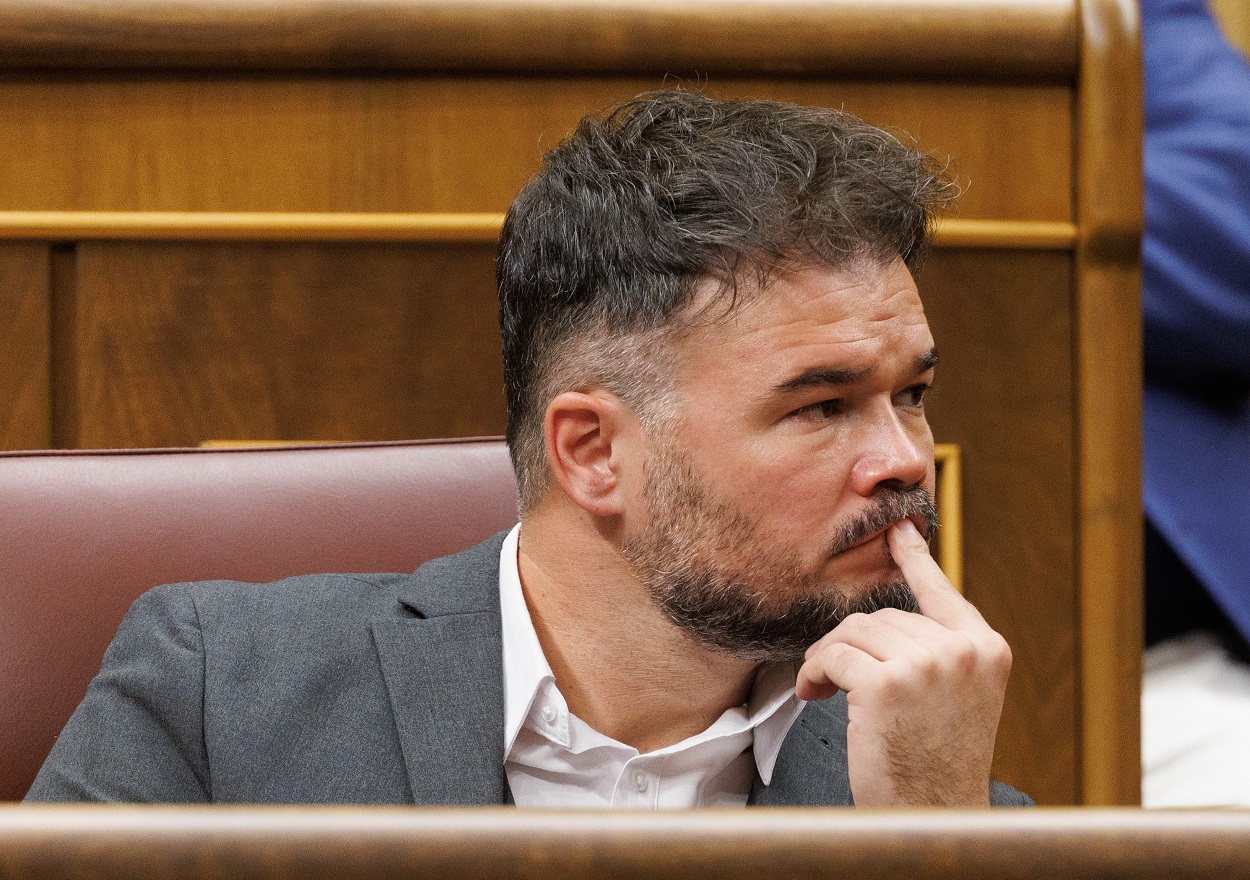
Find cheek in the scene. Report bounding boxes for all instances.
[727,453,857,528]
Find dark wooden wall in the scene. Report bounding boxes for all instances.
[0,0,1141,805]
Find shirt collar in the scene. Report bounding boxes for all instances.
[747,661,808,784]
[497,523,806,782]
[498,523,554,756]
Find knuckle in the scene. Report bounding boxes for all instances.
[919,649,943,679]
[821,642,859,679]
[946,636,979,675]
[876,665,909,699]
[843,611,871,628]
[835,612,873,637]
[813,639,847,665]
[965,630,1013,683]
[988,633,1014,677]
[900,645,940,690]
[874,608,912,625]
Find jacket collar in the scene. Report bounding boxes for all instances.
[371,531,513,805]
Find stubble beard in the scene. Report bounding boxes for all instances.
[620,441,937,663]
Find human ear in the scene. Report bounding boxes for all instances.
[543,390,634,517]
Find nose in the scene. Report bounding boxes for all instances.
[848,403,931,497]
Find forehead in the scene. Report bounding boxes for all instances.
[675,259,932,384]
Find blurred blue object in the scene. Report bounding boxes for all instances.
[1143,0,1250,645]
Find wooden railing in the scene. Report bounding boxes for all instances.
[0,0,1076,78]
[2,807,1248,879]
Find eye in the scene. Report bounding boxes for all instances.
[792,398,846,421]
[897,383,930,409]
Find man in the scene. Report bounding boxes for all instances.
[28,91,1028,807]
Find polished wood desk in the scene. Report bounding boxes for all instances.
[2,807,1249,880]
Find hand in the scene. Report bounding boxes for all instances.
[795,519,1012,807]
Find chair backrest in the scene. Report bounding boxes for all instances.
[0,438,518,802]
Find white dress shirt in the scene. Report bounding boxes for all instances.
[1143,631,1250,807]
[498,524,806,808]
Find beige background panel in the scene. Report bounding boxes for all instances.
[0,77,1070,221]
[0,244,51,451]
[922,249,1078,804]
[67,241,505,449]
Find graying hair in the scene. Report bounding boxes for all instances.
[497,90,956,512]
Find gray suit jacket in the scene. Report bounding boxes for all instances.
[27,532,1031,806]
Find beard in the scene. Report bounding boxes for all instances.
[620,440,938,663]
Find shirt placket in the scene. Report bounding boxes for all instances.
[613,755,660,808]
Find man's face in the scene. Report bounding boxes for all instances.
[620,258,939,662]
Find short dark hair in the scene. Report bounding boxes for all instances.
[497,90,955,512]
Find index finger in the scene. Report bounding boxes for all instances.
[888,519,984,628]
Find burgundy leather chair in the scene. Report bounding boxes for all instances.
[0,438,518,802]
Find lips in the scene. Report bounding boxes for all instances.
[835,524,892,556]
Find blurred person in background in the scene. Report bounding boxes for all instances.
[1142,0,1250,807]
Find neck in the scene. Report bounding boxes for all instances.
[517,508,758,754]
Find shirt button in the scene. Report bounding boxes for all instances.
[633,771,649,793]
[540,704,557,724]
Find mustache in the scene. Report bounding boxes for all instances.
[827,486,938,557]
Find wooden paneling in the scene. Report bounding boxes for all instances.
[0,244,51,450]
[0,0,1076,79]
[922,248,1077,805]
[1076,0,1143,807]
[69,242,504,449]
[0,77,1072,221]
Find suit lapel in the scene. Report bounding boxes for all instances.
[371,532,513,806]
[749,694,854,806]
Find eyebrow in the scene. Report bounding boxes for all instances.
[775,365,873,394]
[916,347,940,373]
[773,347,939,394]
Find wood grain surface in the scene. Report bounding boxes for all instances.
[3,806,1250,880]
[0,77,1072,221]
[921,248,1077,804]
[68,242,505,448]
[1075,0,1144,807]
[0,0,1076,79]
[0,244,51,450]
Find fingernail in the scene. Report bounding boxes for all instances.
[897,519,919,537]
